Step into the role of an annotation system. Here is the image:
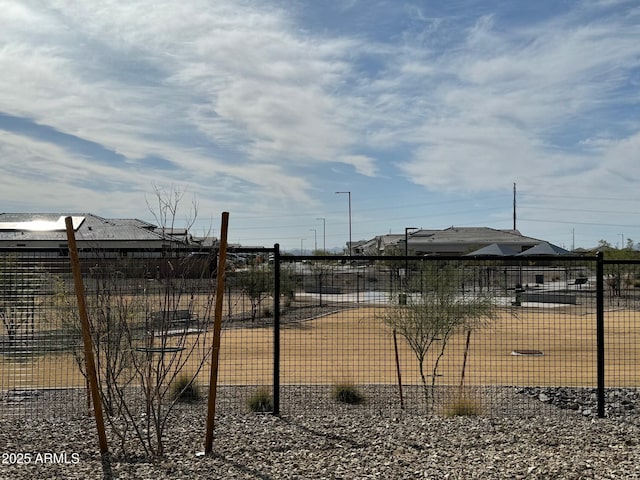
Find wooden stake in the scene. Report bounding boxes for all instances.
[204,212,229,454]
[459,330,472,389]
[393,328,404,410]
[65,217,108,454]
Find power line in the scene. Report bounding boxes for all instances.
[226,193,510,221]
[521,217,640,229]
[520,192,640,203]
[519,206,640,215]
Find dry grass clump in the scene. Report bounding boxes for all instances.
[171,375,201,403]
[247,387,274,413]
[443,391,483,417]
[332,381,365,405]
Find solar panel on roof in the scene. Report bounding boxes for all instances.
[0,216,85,231]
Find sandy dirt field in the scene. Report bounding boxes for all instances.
[213,306,640,388]
[2,305,639,391]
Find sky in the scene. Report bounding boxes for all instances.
[1,0,640,252]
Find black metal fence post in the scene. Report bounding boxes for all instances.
[273,243,281,415]
[596,251,605,418]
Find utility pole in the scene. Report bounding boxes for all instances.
[316,218,326,253]
[310,228,317,253]
[513,182,517,231]
[335,191,352,255]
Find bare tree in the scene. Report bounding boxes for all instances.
[146,183,198,242]
[60,187,216,456]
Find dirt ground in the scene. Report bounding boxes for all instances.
[211,305,640,388]
[2,305,639,391]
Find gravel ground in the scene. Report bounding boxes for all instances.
[2,387,640,479]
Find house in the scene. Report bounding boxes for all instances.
[356,227,545,257]
[348,239,372,255]
[359,235,405,255]
[0,213,220,278]
[0,213,215,253]
[404,227,542,256]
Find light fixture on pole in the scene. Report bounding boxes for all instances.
[335,191,352,256]
[316,217,326,253]
[310,228,317,253]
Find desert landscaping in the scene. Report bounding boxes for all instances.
[2,303,639,396]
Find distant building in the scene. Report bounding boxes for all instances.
[355,227,546,257]
[358,235,405,255]
[0,213,220,278]
[0,213,216,253]
[406,227,541,256]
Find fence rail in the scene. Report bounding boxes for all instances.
[1,247,639,423]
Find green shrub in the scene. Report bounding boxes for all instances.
[332,382,365,405]
[247,387,273,413]
[171,376,201,403]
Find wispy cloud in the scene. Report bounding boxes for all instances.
[1,0,639,248]
[387,5,640,196]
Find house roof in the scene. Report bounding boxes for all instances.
[410,226,538,245]
[0,213,168,243]
[378,234,405,247]
[465,243,522,256]
[403,226,542,256]
[516,241,576,256]
[359,234,405,253]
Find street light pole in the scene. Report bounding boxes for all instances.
[335,191,352,256]
[300,238,305,255]
[310,228,317,253]
[316,217,326,254]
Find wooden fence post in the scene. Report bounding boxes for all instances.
[65,216,108,454]
[204,212,229,454]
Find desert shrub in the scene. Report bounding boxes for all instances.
[247,387,273,413]
[171,375,201,403]
[443,392,483,417]
[238,267,274,322]
[332,382,365,405]
[381,262,500,405]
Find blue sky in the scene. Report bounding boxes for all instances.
[2,0,639,252]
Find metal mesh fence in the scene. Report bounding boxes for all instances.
[1,250,86,417]
[1,249,639,423]
[275,255,603,416]
[601,259,640,419]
